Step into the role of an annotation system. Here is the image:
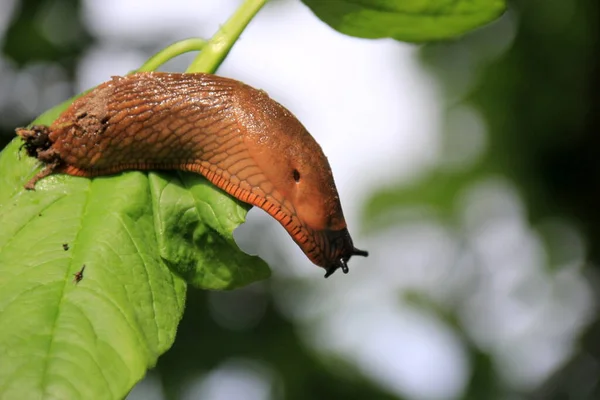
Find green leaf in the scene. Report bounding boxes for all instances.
[0,95,269,398]
[150,171,270,289]
[302,0,506,42]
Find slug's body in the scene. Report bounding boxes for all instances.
[17,72,367,277]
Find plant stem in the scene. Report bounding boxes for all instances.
[187,0,268,74]
[137,38,207,72]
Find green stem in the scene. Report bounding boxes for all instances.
[187,0,268,74]
[137,38,207,72]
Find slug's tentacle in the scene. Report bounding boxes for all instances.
[324,247,369,278]
[15,72,368,277]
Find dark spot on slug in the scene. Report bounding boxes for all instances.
[293,169,300,182]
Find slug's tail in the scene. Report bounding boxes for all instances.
[16,125,63,190]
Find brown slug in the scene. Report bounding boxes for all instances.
[16,72,368,277]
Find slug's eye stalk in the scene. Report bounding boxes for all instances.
[324,246,369,278]
[352,248,369,258]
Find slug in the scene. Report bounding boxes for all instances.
[16,72,368,277]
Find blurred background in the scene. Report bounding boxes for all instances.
[1,0,599,399]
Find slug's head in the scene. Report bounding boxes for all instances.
[235,85,369,277]
[284,163,369,277]
[320,228,369,278]
[275,156,370,277]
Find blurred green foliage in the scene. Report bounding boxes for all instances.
[157,288,400,400]
[2,0,91,67]
[366,0,599,237]
[366,0,600,398]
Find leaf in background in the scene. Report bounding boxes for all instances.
[2,0,92,66]
[302,0,506,42]
[363,168,486,231]
[0,91,269,398]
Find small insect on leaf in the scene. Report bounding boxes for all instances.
[63,243,69,251]
[73,264,85,284]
